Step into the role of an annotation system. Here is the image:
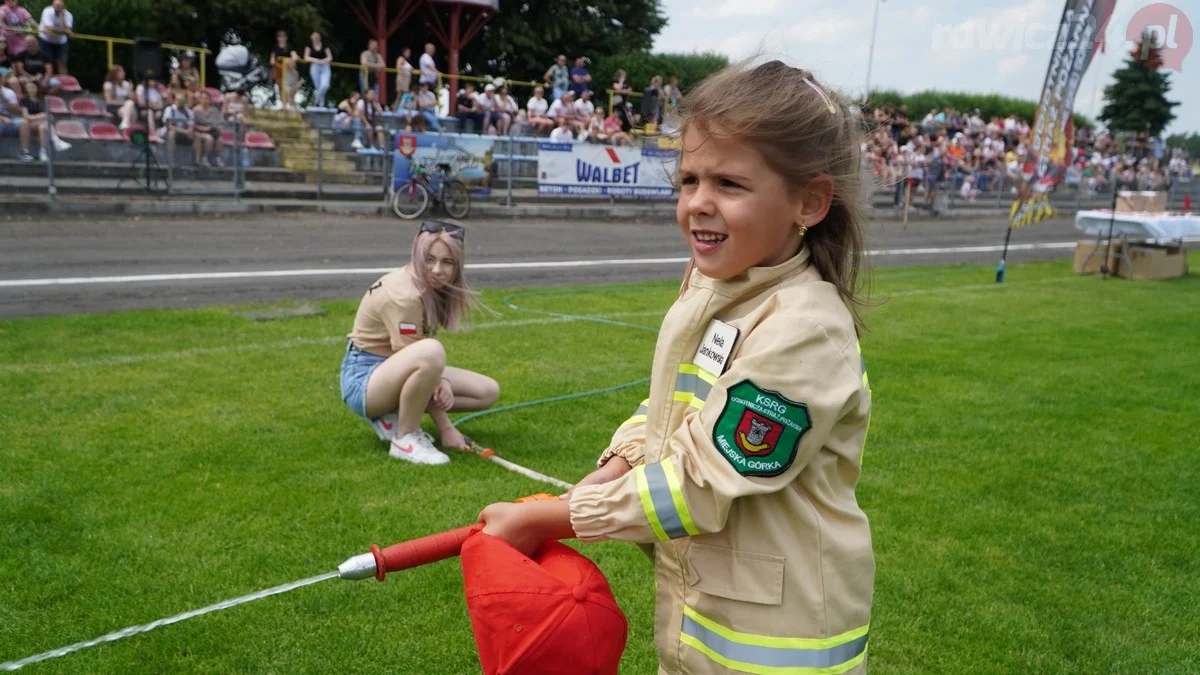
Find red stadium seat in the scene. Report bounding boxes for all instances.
[54,119,89,141]
[69,98,108,117]
[89,122,125,142]
[55,75,83,93]
[243,131,276,149]
[218,129,235,146]
[45,95,68,115]
[122,124,161,144]
[204,87,223,104]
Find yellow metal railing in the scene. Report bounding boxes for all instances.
[10,26,210,82]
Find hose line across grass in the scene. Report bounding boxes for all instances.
[450,287,666,489]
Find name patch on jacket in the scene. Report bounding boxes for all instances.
[712,380,810,477]
[399,322,418,335]
[693,319,739,377]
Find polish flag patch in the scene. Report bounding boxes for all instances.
[399,322,418,335]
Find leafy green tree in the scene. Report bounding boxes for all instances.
[1098,35,1179,136]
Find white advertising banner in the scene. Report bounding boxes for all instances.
[537,143,678,198]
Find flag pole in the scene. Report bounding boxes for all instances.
[864,0,881,100]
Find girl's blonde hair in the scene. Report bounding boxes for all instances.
[677,60,869,328]
[409,230,474,332]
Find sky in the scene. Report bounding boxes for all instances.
[652,0,1198,136]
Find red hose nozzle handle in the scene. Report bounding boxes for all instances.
[369,524,480,581]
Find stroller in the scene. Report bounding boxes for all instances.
[215,45,270,93]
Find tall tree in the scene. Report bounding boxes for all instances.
[1098,34,1179,136]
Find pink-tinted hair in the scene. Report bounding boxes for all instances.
[408,231,473,331]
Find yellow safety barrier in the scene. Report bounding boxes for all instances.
[607,88,643,117]
[10,26,209,82]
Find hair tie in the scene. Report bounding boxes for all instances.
[803,77,837,115]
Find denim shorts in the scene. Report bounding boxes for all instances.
[340,341,388,419]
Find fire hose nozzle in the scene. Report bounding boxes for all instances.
[337,552,379,581]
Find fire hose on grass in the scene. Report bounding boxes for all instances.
[1,289,663,671]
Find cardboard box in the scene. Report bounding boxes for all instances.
[1074,240,1122,275]
[1117,244,1188,280]
[1116,191,1167,213]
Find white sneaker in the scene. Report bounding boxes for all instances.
[389,431,450,465]
[38,149,48,162]
[53,138,72,152]
[369,412,398,441]
[351,138,364,149]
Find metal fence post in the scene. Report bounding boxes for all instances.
[506,126,514,208]
[166,121,175,195]
[316,129,324,199]
[233,119,243,202]
[46,108,57,202]
[996,173,1005,208]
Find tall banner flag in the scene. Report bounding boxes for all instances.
[1010,0,1117,228]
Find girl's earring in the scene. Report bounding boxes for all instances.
[797,222,808,238]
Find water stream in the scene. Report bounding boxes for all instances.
[0,571,340,671]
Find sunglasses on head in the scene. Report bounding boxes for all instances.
[419,220,466,241]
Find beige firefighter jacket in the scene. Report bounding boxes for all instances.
[347,266,434,355]
[569,250,874,674]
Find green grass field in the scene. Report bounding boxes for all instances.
[2,257,1198,674]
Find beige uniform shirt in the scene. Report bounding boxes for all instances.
[347,267,433,354]
[569,251,874,674]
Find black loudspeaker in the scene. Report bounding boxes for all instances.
[133,37,163,82]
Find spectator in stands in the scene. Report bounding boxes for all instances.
[603,108,631,146]
[418,42,437,88]
[610,69,631,109]
[498,84,518,127]
[1,0,33,60]
[270,30,297,110]
[547,90,575,133]
[165,72,189,105]
[134,77,165,135]
[222,89,248,126]
[102,65,135,127]
[304,32,332,108]
[415,80,440,132]
[191,89,223,166]
[525,85,553,135]
[544,54,569,101]
[283,57,300,110]
[0,72,33,160]
[18,78,67,155]
[0,36,10,77]
[393,46,412,106]
[333,90,365,147]
[161,92,198,161]
[568,56,590,97]
[641,75,662,125]
[477,83,509,135]
[455,81,484,133]
[396,84,418,131]
[572,88,594,127]
[175,53,200,99]
[14,35,51,90]
[36,0,70,75]
[583,107,606,143]
[357,87,387,149]
[662,76,680,118]
[359,38,384,95]
[548,115,573,143]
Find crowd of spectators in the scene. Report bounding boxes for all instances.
[863,103,1197,207]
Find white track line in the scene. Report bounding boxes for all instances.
[0,243,1078,288]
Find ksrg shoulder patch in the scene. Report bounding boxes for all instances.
[712,380,811,477]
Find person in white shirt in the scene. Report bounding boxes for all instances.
[161,93,203,163]
[37,0,72,75]
[547,91,577,133]
[571,89,594,125]
[475,83,509,135]
[548,115,574,143]
[134,79,165,135]
[418,43,437,87]
[525,85,553,135]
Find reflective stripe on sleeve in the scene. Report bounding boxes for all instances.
[633,461,700,541]
[681,605,869,674]
[620,399,650,428]
[674,364,716,411]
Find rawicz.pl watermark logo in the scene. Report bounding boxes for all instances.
[930,2,1191,72]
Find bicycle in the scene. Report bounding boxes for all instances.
[391,158,472,220]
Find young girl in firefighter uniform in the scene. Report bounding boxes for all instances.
[480,61,874,674]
